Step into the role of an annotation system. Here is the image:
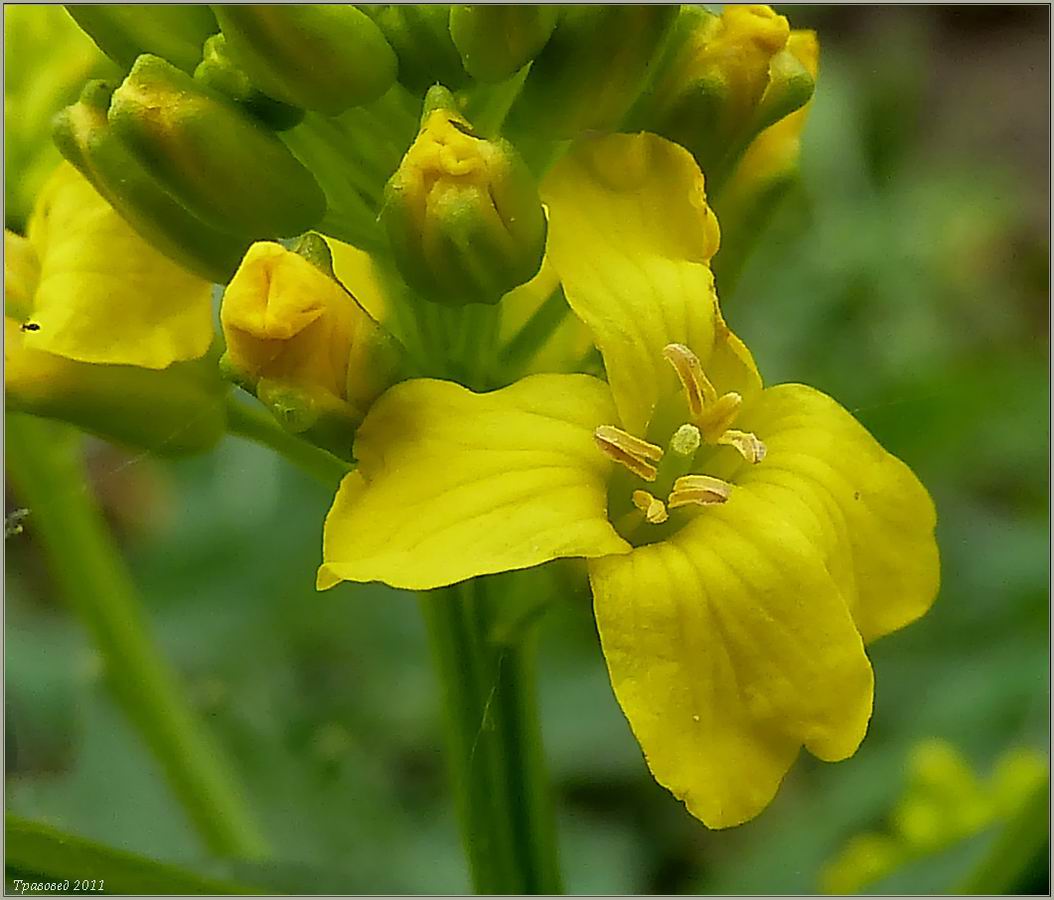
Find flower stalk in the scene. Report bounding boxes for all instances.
[5,413,267,859]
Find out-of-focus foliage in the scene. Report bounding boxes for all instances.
[5,6,1049,894]
[3,6,114,228]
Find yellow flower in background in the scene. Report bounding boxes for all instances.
[10,162,213,368]
[317,133,940,828]
[821,739,1049,894]
[4,162,223,453]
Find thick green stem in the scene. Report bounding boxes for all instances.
[5,413,267,859]
[420,577,562,894]
[224,395,352,485]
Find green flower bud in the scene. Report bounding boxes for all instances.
[212,5,397,115]
[53,80,250,283]
[361,5,467,93]
[65,4,217,74]
[506,6,677,139]
[194,33,303,131]
[632,5,816,184]
[381,88,546,306]
[449,5,559,83]
[108,54,326,238]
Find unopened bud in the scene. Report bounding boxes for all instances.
[634,5,815,183]
[53,80,251,283]
[449,5,559,82]
[65,4,217,74]
[220,239,405,454]
[362,5,467,93]
[381,88,546,306]
[194,33,303,131]
[506,6,677,139]
[109,54,326,238]
[212,5,397,115]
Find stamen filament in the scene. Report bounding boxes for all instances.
[595,424,663,482]
[667,474,733,508]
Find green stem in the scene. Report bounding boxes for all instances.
[224,395,352,486]
[5,414,267,859]
[420,577,562,894]
[957,774,1050,894]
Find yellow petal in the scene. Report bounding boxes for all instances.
[590,486,873,828]
[329,238,389,323]
[4,230,40,320]
[5,317,225,455]
[542,132,760,434]
[319,373,630,591]
[23,162,212,369]
[729,384,940,643]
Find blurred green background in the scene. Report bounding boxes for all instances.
[5,5,1049,894]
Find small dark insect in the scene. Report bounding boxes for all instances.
[20,322,40,332]
[449,119,481,139]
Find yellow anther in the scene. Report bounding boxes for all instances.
[663,343,717,417]
[667,474,733,509]
[718,429,767,464]
[632,490,669,524]
[698,391,743,441]
[595,424,664,482]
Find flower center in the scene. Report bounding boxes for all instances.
[595,342,766,539]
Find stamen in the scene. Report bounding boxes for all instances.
[663,343,717,417]
[718,429,767,464]
[698,391,742,441]
[632,490,669,524]
[667,474,733,508]
[595,424,663,482]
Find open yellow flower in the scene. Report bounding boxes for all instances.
[317,133,939,828]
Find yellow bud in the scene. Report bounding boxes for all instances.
[382,94,546,305]
[220,240,404,451]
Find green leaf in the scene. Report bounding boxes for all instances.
[4,814,259,895]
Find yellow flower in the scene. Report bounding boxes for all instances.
[4,163,222,453]
[9,162,214,368]
[317,133,940,828]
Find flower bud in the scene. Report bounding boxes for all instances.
[53,80,251,283]
[449,5,559,83]
[212,5,397,115]
[194,34,303,132]
[220,238,405,454]
[634,5,816,183]
[380,88,546,306]
[361,5,467,93]
[108,54,326,238]
[506,6,677,139]
[65,4,217,74]
[5,318,226,456]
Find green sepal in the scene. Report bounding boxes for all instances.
[449,5,559,83]
[108,54,326,238]
[212,5,397,115]
[52,79,251,284]
[65,4,217,74]
[194,33,303,131]
[361,5,468,94]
